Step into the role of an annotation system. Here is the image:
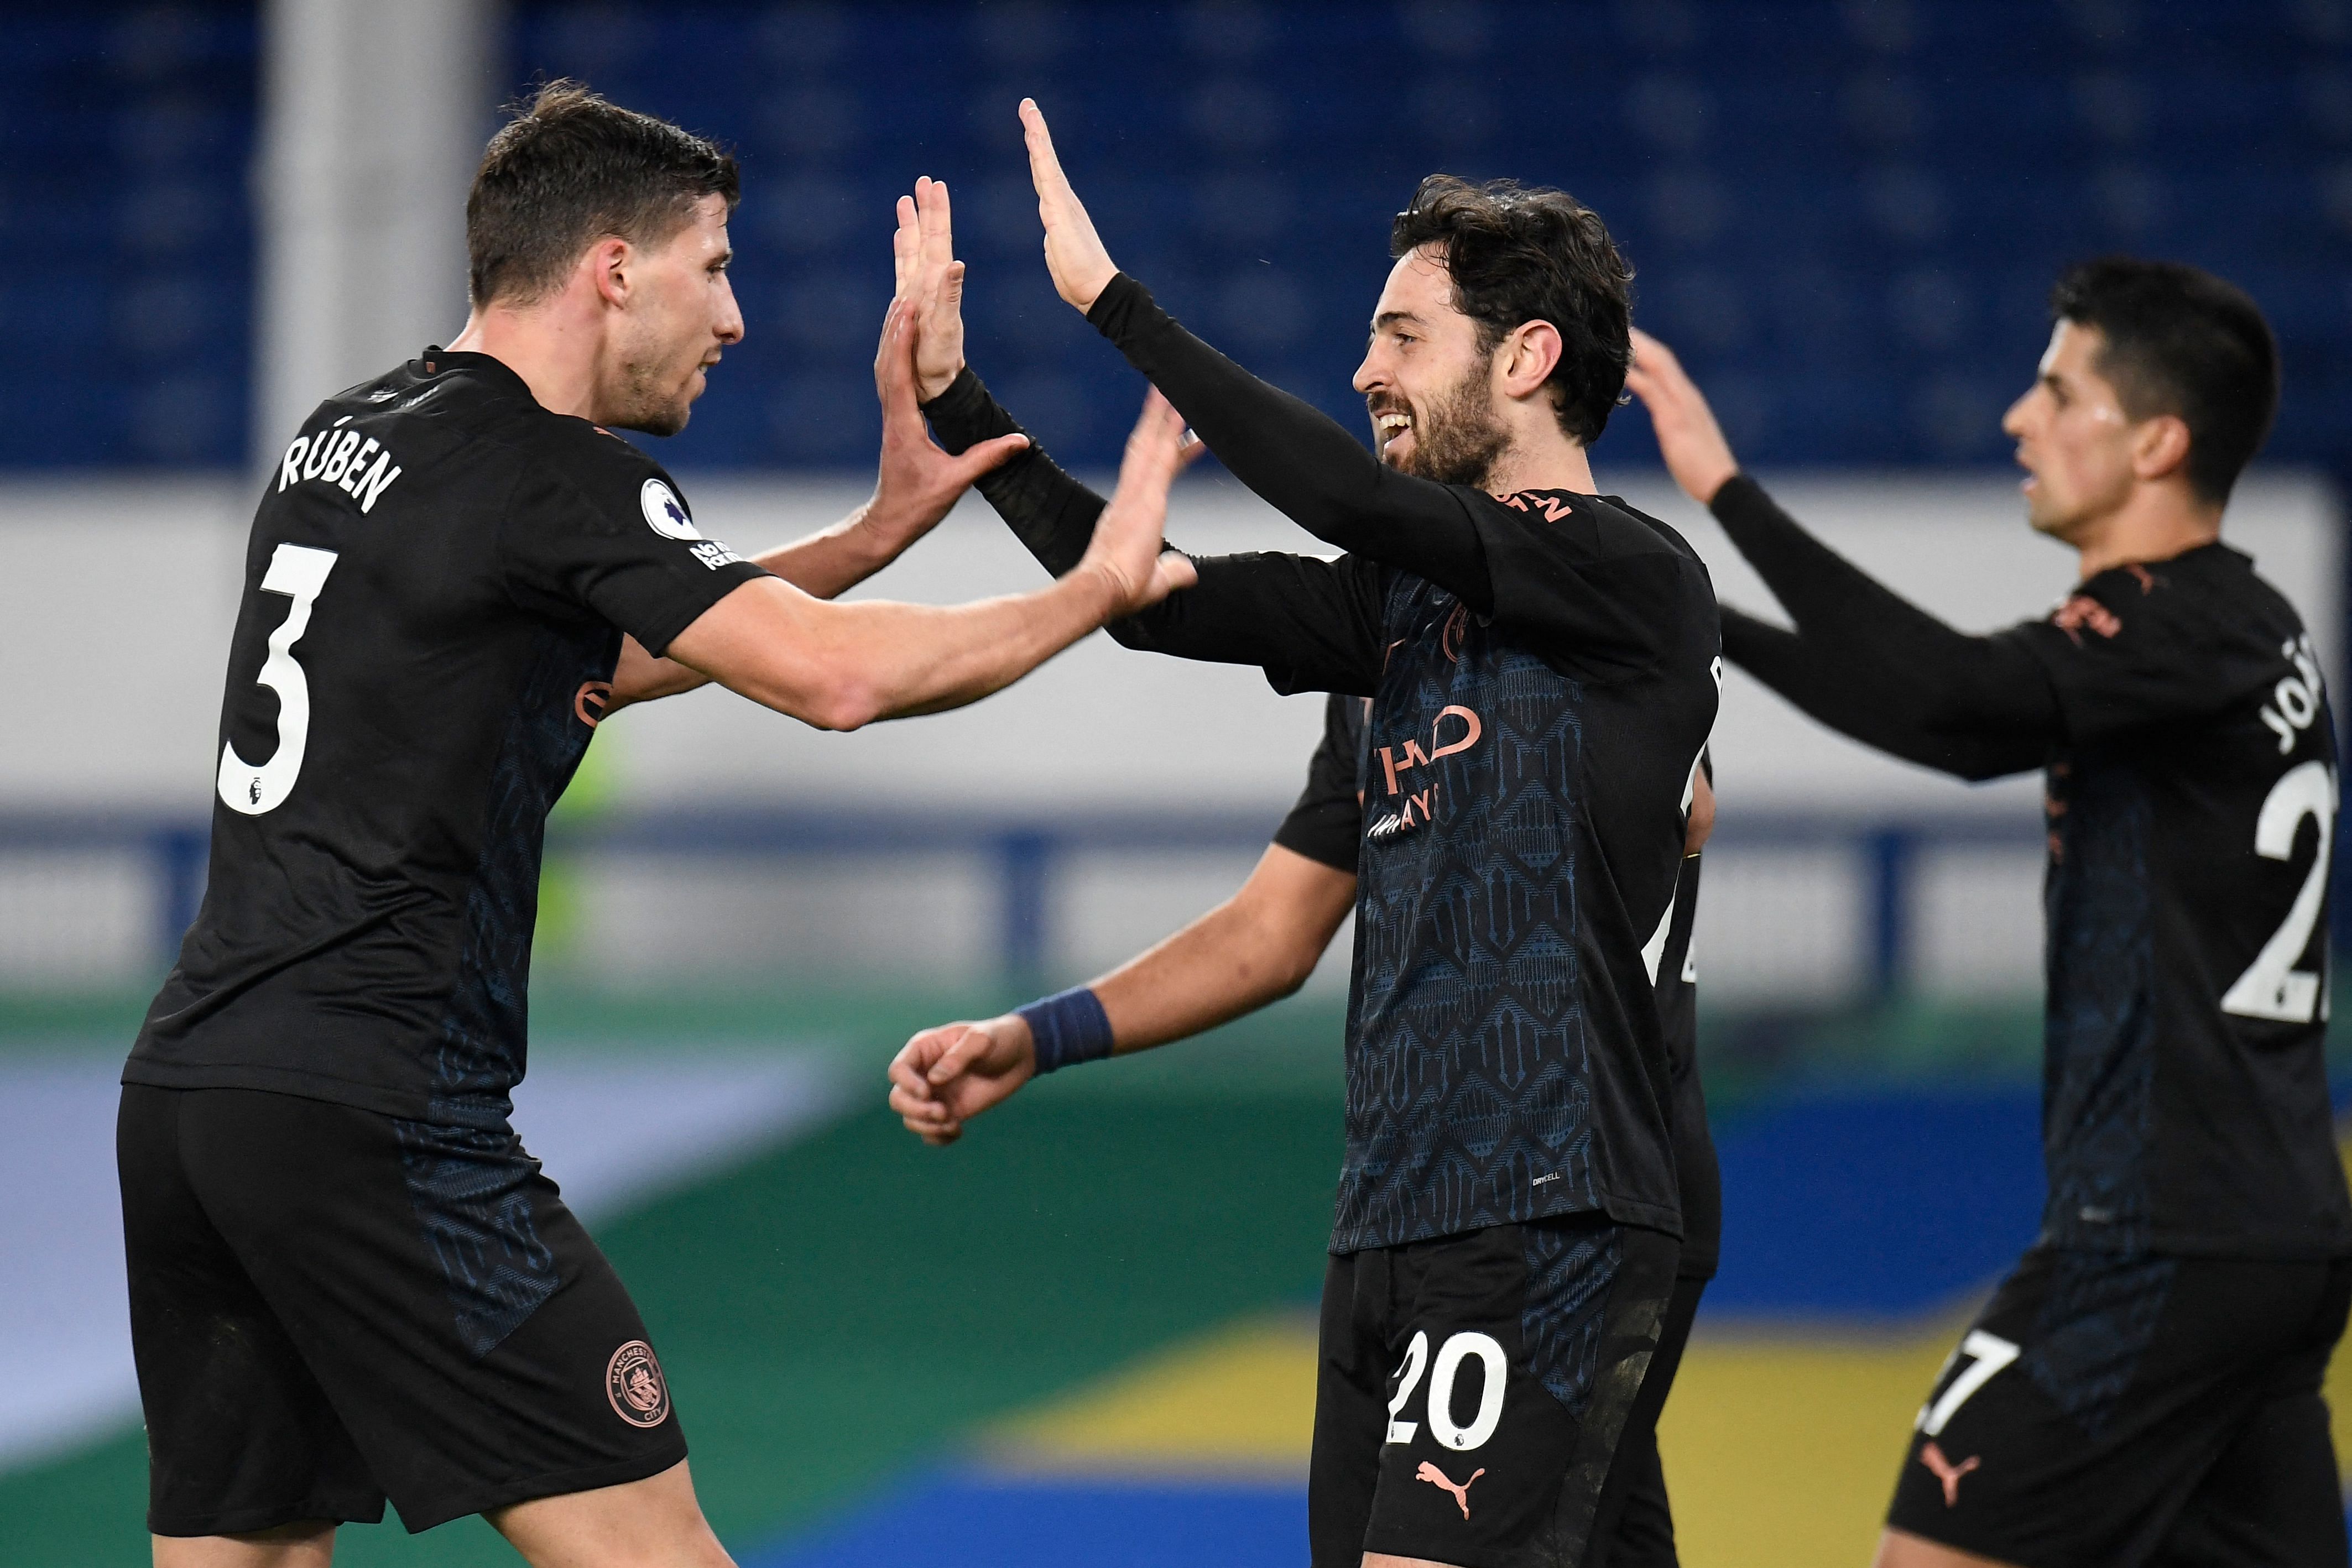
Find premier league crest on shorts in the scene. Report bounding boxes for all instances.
[606,1340,671,1428]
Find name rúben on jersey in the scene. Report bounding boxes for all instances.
[276,417,402,514]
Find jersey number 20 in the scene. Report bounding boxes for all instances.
[217,543,339,817]
[1385,1329,1508,1451]
[2220,760,2337,1024]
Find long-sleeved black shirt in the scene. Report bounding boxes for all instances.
[929,274,1720,1255]
[1706,473,2350,1259]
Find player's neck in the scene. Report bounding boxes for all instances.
[1484,431,1597,498]
[2068,484,2223,581]
[446,302,607,422]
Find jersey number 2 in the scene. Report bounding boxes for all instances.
[2220,760,2337,1025]
[217,543,339,817]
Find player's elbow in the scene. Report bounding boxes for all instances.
[1258,922,1329,999]
[799,677,884,732]
[1268,948,1320,1000]
[770,656,884,731]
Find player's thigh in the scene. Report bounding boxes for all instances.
[176,1090,689,1533]
[1362,1216,1677,1568]
[119,1085,385,1539]
[1313,1249,1397,1568]
[2149,1264,2352,1568]
[489,1457,732,1568]
[151,1519,338,1568]
[1886,1246,2339,1568]
[1584,1273,1704,1568]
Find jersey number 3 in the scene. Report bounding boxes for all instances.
[217,543,339,817]
[2221,759,2337,1024]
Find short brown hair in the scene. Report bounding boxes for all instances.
[1391,176,1634,446]
[467,80,739,307]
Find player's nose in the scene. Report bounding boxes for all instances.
[2000,389,2031,439]
[716,275,745,345]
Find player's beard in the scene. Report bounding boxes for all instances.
[1380,357,1511,488]
[613,352,695,437]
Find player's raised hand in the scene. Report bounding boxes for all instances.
[1625,328,1741,506]
[859,298,1028,555]
[1020,98,1117,312]
[896,178,971,403]
[888,1016,1036,1146]
[1078,389,1202,614]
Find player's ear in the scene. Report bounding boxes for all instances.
[589,237,633,309]
[2132,411,2193,485]
[1499,321,1564,402]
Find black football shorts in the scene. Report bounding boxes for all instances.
[1583,1273,1707,1568]
[1887,1242,2352,1567]
[1310,1215,1678,1568]
[119,1084,687,1537]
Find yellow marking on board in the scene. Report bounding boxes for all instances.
[982,1313,1319,1476]
[1660,1319,1970,1567]
[974,1120,2352,1557]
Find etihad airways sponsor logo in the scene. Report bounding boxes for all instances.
[1365,704,1484,838]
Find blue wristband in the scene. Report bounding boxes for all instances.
[1015,986,1114,1075]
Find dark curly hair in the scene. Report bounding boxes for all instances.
[467,80,739,307]
[1390,175,1634,446]
[2048,258,2277,505]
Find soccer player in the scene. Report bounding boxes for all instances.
[117,83,1193,1568]
[1628,262,2352,1566]
[890,101,1721,1566]
[892,707,1720,1568]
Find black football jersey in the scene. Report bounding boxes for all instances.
[922,347,1719,1255]
[124,351,769,1127]
[1275,694,1721,1276]
[2000,543,2352,1257]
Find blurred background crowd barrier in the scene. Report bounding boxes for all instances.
[2,3,2348,1565]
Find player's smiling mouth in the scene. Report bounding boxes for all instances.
[1372,405,1415,457]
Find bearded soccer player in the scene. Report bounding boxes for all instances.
[891,103,1720,1566]
[117,83,1193,1568]
[1630,263,2352,1567]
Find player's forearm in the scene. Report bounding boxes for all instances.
[1090,849,1355,1052]
[750,508,905,600]
[924,367,1106,577]
[928,367,1381,690]
[669,570,1118,730]
[1712,477,2063,741]
[1709,475,1973,665]
[603,515,913,712]
[1086,274,1492,605]
[820,571,1122,726]
[1724,608,2046,782]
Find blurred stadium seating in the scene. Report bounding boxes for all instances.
[1,3,2348,1565]
[5,2,2350,473]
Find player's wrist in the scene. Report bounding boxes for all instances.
[914,357,963,405]
[839,498,916,566]
[1068,553,1135,620]
[1013,986,1113,1074]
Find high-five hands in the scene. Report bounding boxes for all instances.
[857,292,1028,555]
[856,179,1029,555]
[1624,328,1741,508]
[1078,389,1201,613]
[893,176,973,404]
[888,1013,1035,1146]
[1020,98,1118,312]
